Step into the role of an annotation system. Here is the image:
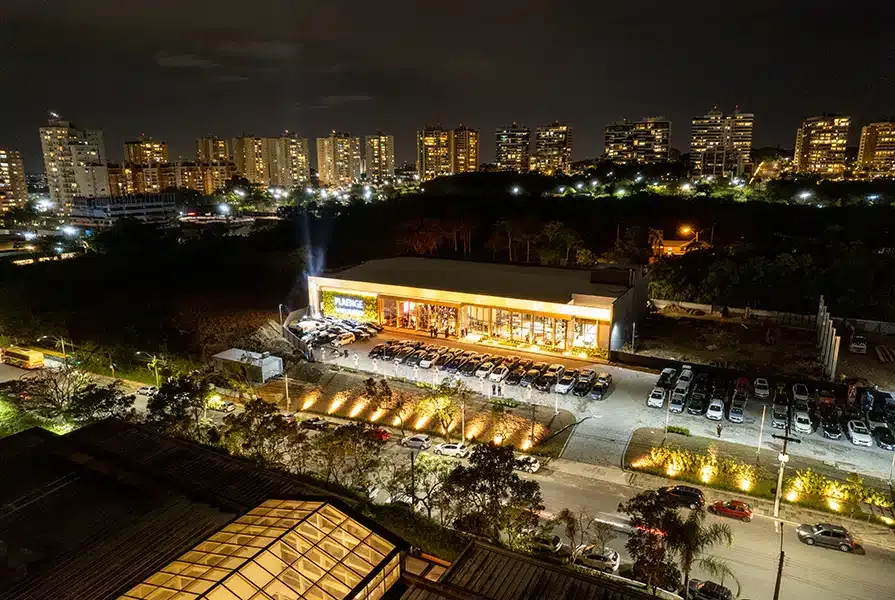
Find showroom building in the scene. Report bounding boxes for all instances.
[307,257,649,354]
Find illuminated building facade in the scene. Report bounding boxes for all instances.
[856,122,895,179]
[604,118,670,164]
[317,132,362,187]
[77,161,236,196]
[233,135,310,187]
[308,257,649,353]
[39,115,105,211]
[495,124,531,172]
[124,137,169,164]
[450,126,479,174]
[690,109,754,178]
[416,126,452,181]
[532,121,572,174]
[196,136,231,162]
[0,148,27,211]
[364,133,395,182]
[793,115,850,176]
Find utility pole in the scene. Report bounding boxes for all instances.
[773,523,785,600]
[756,405,766,464]
[772,429,801,518]
[410,450,416,510]
[284,371,291,412]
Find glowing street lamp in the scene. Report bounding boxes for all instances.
[510,186,522,195]
[679,225,693,235]
[218,203,231,215]
[234,188,247,198]
[680,183,693,193]
[61,225,78,236]
[797,190,813,200]
[575,182,584,190]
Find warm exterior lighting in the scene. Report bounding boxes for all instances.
[798,190,813,200]
[493,434,504,445]
[738,477,753,492]
[521,438,533,451]
[680,183,692,192]
[785,489,799,502]
[370,408,384,422]
[349,399,367,418]
[665,463,680,477]
[679,225,693,235]
[328,392,347,414]
[414,415,430,430]
[699,465,714,483]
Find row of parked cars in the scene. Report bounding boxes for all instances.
[647,366,747,423]
[291,316,382,348]
[370,339,613,397]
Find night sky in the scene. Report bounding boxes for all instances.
[2,1,894,171]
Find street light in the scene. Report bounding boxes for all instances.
[135,351,162,387]
[37,335,69,365]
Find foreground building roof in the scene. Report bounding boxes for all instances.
[0,419,407,600]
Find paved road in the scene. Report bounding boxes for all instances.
[321,330,895,478]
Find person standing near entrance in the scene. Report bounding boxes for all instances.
[716,424,723,438]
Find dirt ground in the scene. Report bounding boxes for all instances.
[634,310,895,389]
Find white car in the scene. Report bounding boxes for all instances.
[400,434,431,450]
[515,455,540,473]
[846,420,873,446]
[475,362,496,378]
[575,545,620,574]
[433,442,469,458]
[728,393,746,423]
[670,385,688,412]
[754,378,770,400]
[793,411,812,434]
[418,352,439,368]
[792,383,811,404]
[136,385,158,396]
[677,367,694,389]
[545,364,565,379]
[554,370,579,394]
[647,387,666,408]
[489,365,510,382]
[331,332,355,347]
[706,398,725,420]
[849,335,867,354]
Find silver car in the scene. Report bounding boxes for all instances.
[400,434,431,450]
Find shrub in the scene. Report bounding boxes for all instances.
[664,425,690,437]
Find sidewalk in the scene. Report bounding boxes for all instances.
[547,457,895,552]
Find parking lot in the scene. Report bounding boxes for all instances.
[306,320,895,480]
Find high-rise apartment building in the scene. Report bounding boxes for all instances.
[124,137,169,164]
[793,115,850,176]
[532,122,572,174]
[690,109,754,178]
[364,134,395,182]
[196,137,231,163]
[450,126,479,174]
[0,149,28,211]
[856,122,895,179]
[316,132,362,187]
[78,161,237,197]
[603,118,670,165]
[232,135,310,187]
[39,116,105,211]
[494,124,531,172]
[417,126,452,181]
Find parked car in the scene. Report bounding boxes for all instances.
[873,426,895,450]
[597,372,613,388]
[658,485,705,509]
[405,349,427,366]
[432,353,451,368]
[677,366,694,388]
[754,378,770,400]
[687,393,706,415]
[136,385,158,397]
[520,368,541,388]
[534,372,558,392]
[545,364,566,379]
[459,359,481,377]
[792,383,810,404]
[728,392,746,423]
[444,356,466,374]
[849,335,867,354]
[367,427,390,442]
[867,410,889,430]
[771,404,789,429]
[418,351,440,368]
[589,381,608,400]
[573,370,596,397]
[368,344,386,359]
[433,442,470,457]
[820,412,843,439]
[692,372,709,391]
[793,411,813,434]
[331,332,356,347]
[706,398,725,421]
[846,420,873,446]
[528,534,562,555]
[575,546,620,574]
[711,375,728,395]
[734,377,750,394]
[554,370,579,394]
[394,347,415,363]
[688,580,733,600]
[656,367,677,389]
[489,365,511,382]
[300,416,330,431]
[505,367,525,386]
[670,386,688,412]
[475,362,496,378]
[648,387,666,408]
[796,523,855,552]
[401,434,432,450]
[515,455,541,473]
[708,500,753,522]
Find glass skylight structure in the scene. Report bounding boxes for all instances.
[119,499,401,600]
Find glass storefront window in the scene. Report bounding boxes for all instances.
[381,298,396,327]
[466,305,490,336]
[494,309,510,339]
[575,319,597,348]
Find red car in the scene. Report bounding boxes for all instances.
[709,500,753,522]
[368,427,391,442]
[735,377,750,394]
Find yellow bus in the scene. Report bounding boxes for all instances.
[1,346,45,369]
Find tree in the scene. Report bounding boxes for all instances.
[618,491,682,596]
[553,508,617,563]
[664,509,734,600]
[16,367,136,424]
[420,384,458,438]
[362,378,413,436]
[413,453,455,519]
[444,443,544,544]
[313,422,386,494]
[146,371,213,440]
[220,397,308,467]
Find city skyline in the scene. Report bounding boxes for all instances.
[2,2,894,171]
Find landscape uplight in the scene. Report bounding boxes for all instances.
[680,183,693,192]
[62,226,77,236]
[615,188,627,197]
[557,186,566,193]
[511,186,522,195]
[218,203,231,214]
[797,190,813,200]
[575,182,584,190]
[23,232,37,241]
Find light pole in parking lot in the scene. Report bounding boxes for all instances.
[135,351,161,387]
[663,395,671,442]
[772,430,800,518]
[756,405,767,464]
